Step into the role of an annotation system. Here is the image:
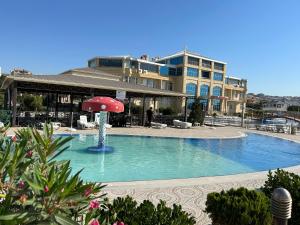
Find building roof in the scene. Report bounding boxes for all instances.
[156,50,227,65]
[1,69,188,97]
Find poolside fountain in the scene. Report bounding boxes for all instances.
[82,97,124,153]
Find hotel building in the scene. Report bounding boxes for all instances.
[88,50,247,114]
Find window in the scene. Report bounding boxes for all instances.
[188,56,199,66]
[187,67,199,77]
[200,99,208,111]
[140,63,159,73]
[214,63,224,71]
[202,60,211,68]
[156,60,166,64]
[213,99,221,111]
[202,71,210,79]
[169,56,183,65]
[162,81,173,91]
[176,67,183,76]
[186,83,197,109]
[88,59,97,68]
[200,85,209,96]
[129,77,137,84]
[212,86,222,96]
[213,72,223,81]
[99,59,122,67]
[160,66,169,76]
[130,60,138,69]
[169,67,176,75]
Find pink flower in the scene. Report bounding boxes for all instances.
[44,185,49,193]
[26,150,33,158]
[113,222,125,225]
[84,187,92,197]
[11,136,17,142]
[89,200,100,209]
[18,180,25,189]
[89,219,100,225]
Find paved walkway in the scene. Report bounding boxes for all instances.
[7,126,300,225]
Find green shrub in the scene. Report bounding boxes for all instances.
[261,169,300,225]
[205,187,272,225]
[188,98,205,125]
[89,196,196,225]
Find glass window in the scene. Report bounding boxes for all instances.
[213,72,223,81]
[200,85,209,96]
[175,67,183,76]
[130,60,138,69]
[99,59,122,67]
[156,60,166,64]
[202,71,210,79]
[213,99,221,111]
[188,56,199,66]
[202,60,211,68]
[159,66,169,76]
[187,67,199,77]
[162,81,173,91]
[169,68,176,75]
[169,57,183,65]
[140,63,159,73]
[88,59,97,68]
[200,99,208,111]
[186,83,197,109]
[214,62,224,71]
[212,86,222,96]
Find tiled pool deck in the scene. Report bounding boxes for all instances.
[8,126,300,225]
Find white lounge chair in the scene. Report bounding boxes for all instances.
[151,122,167,129]
[41,122,61,130]
[77,116,95,129]
[173,120,192,129]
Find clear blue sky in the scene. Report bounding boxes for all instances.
[0,0,299,96]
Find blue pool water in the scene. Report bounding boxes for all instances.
[56,133,300,182]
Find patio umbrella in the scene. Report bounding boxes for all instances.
[82,97,124,152]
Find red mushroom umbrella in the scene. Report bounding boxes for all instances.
[82,97,124,113]
[82,97,124,152]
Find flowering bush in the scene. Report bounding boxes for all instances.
[0,125,107,225]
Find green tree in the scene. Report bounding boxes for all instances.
[188,98,205,125]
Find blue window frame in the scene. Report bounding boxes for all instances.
[200,85,209,96]
[200,99,208,111]
[159,66,169,76]
[186,83,197,109]
[213,72,223,81]
[213,99,221,111]
[212,86,222,96]
[187,67,199,77]
[169,57,183,65]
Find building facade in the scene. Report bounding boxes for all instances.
[88,50,247,115]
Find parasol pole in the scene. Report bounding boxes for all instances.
[98,111,107,147]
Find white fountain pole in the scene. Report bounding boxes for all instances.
[98,111,107,148]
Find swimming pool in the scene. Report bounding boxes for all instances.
[56,133,300,182]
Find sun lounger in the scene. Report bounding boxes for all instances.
[41,122,61,130]
[151,122,167,129]
[77,115,95,129]
[173,120,192,129]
